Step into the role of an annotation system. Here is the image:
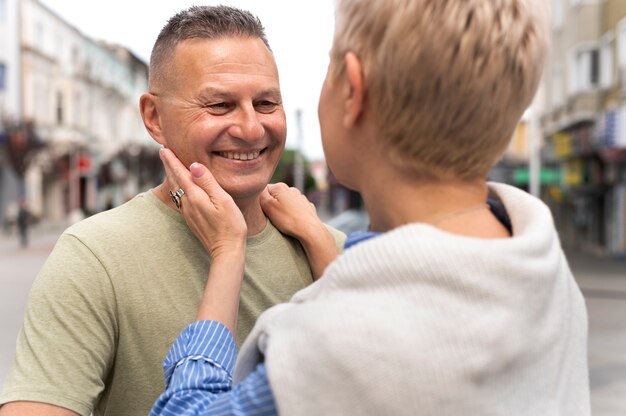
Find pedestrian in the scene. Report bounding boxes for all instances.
[150,0,591,415]
[16,200,30,248]
[0,6,345,416]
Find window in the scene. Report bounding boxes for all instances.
[553,0,564,31]
[551,66,564,109]
[72,46,80,65]
[0,63,5,91]
[600,33,614,89]
[36,23,44,46]
[568,45,599,95]
[56,91,64,124]
[73,92,81,127]
[570,0,603,8]
[591,50,599,85]
[54,34,62,57]
[0,0,6,23]
[618,18,626,69]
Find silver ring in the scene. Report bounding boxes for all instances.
[169,188,185,209]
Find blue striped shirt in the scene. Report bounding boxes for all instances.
[149,320,277,416]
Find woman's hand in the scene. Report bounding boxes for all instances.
[159,148,246,333]
[159,148,247,259]
[260,183,320,238]
[260,183,339,279]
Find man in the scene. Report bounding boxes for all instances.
[0,6,344,416]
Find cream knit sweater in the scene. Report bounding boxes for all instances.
[235,183,590,415]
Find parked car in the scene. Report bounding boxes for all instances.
[327,209,370,235]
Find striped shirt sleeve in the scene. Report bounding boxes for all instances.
[149,320,278,416]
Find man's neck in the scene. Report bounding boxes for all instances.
[153,182,267,237]
[236,196,268,236]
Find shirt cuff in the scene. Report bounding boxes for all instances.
[162,320,238,386]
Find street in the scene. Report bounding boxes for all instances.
[570,252,626,415]
[1,226,626,414]
[0,225,60,388]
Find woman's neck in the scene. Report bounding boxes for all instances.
[360,172,509,238]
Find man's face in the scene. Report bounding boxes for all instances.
[153,37,286,201]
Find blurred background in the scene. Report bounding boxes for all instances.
[0,0,626,414]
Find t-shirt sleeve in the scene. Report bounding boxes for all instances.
[0,233,118,416]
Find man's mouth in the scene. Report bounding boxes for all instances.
[216,149,264,161]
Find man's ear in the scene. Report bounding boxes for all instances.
[343,52,365,128]
[139,93,166,145]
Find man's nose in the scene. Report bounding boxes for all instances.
[230,105,265,141]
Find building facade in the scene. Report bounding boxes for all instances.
[0,0,23,229]
[538,0,626,256]
[0,0,159,227]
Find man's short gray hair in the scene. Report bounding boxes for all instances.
[149,5,270,91]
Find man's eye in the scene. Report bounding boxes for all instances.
[206,103,231,114]
[255,101,278,113]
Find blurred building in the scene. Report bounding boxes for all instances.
[491,101,561,196]
[537,0,626,256]
[0,0,159,227]
[0,0,23,229]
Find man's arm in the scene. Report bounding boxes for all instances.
[0,401,79,416]
[0,233,117,415]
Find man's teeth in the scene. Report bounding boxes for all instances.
[218,151,261,161]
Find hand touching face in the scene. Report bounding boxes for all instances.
[159,148,247,258]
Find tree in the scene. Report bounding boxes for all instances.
[271,148,316,192]
[7,121,45,178]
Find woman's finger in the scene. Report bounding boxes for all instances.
[159,148,191,191]
[189,163,231,203]
[265,182,289,200]
[259,186,271,203]
[159,148,195,210]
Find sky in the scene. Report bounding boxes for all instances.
[39,0,337,161]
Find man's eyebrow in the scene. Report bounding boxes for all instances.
[198,87,282,100]
[258,88,282,98]
[198,88,234,99]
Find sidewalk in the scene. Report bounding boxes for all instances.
[0,221,66,257]
[566,248,626,276]
[562,249,626,416]
[565,249,626,296]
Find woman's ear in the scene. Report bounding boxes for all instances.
[139,93,166,145]
[343,52,365,128]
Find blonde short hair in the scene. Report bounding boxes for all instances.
[332,0,550,180]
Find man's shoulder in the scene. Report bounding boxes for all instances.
[63,191,170,243]
[259,221,346,252]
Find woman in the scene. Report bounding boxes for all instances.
[151,0,590,414]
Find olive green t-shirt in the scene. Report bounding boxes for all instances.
[0,191,345,416]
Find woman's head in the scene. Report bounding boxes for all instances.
[329,0,550,181]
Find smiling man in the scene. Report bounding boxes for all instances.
[0,6,345,416]
[143,35,287,228]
